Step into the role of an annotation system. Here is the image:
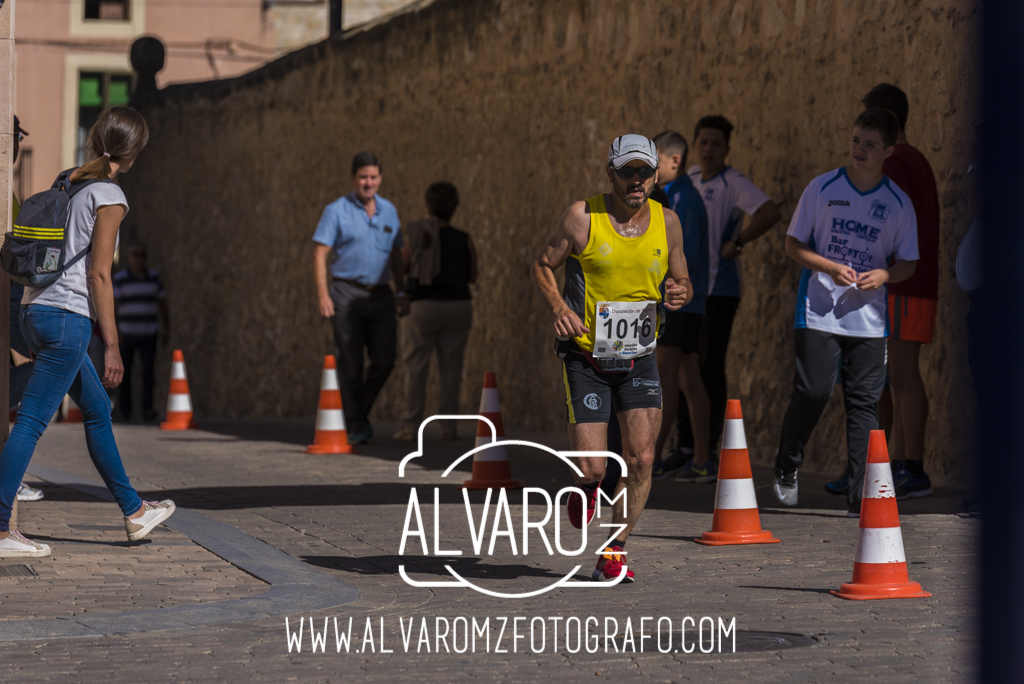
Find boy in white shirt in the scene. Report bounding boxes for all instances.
[674,116,781,481]
[772,109,919,516]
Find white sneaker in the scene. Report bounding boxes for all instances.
[16,483,44,502]
[0,530,51,558]
[772,470,799,507]
[125,500,176,541]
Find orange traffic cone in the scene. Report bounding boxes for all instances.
[463,372,521,489]
[831,430,931,600]
[306,355,354,454]
[160,350,196,430]
[696,400,779,545]
[61,395,83,423]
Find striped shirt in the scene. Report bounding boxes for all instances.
[113,268,165,337]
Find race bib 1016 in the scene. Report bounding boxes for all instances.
[592,301,657,359]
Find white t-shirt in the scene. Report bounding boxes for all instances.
[686,165,771,297]
[788,167,919,338]
[23,182,127,319]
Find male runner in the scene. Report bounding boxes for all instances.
[531,134,690,583]
[772,109,918,516]
[676,116,781,478]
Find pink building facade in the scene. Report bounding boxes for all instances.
[13,0,332,198]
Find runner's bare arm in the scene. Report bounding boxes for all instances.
[662,208,691,311]
[531,201,591,337]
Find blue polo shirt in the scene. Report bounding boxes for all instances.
[313,192,403,286]
[663,176,710,315]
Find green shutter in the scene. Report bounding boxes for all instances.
[79,74,103,107]
[109,76,131,106]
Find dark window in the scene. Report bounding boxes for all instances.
[77,72,133,165]
[84,0,129,21]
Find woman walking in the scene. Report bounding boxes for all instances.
[0,106,174,558]
[394,182,477,441]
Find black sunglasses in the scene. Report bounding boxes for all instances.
[612,165,657,180]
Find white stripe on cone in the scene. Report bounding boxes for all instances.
[478,388,500,414]
[854,527,908,564]
[320,368,339,391]
[171,362,187,380]
[315,409,346,432]
[474,412,508,461]
[167,394,192,412]
[712,478,759,510]
[722,418,747,449]
[863,462,896,499]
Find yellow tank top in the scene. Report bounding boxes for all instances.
[562,194,669,352]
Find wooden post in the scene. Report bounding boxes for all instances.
[0,1,14,529]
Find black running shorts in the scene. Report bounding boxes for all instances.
[660,310,703,354]
[561,351,662,424]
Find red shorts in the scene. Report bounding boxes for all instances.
[887,294,937,344]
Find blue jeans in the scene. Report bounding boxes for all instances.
[0,305,143,531]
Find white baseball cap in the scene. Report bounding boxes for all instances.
[607,134,658,169]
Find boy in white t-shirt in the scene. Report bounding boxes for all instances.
[772,109,919,516]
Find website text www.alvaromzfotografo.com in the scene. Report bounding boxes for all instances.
[285,615,738,654]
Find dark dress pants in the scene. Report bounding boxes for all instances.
[329,280,397,434]
[120,334,158,417]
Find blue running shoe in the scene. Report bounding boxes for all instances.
[654,450,691,480]
[348,427,372,445]
[894,466,933,500]
[825,472,848,495]
[674,459,718,483]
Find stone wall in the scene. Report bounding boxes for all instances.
[122,0,980,484]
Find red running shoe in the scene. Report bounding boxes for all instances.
[592,547,635,583]
[567,483,600,529]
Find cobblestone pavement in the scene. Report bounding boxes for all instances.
[1,420,978,683]
[2,478,266,620]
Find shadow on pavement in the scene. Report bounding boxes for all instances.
[111,420,971,516]
[303,554,567,580]
[737,585,835,595]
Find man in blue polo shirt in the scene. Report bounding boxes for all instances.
[313,152,408,444]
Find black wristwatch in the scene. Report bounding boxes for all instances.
[733,233,745,249]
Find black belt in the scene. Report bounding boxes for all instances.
[335,278,388,293]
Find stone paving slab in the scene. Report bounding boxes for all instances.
[1,478,265,621]
[2,421,978,682]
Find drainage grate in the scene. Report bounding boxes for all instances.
[0,564,36,578]
[617,630,817,653]
[734,631,818,652]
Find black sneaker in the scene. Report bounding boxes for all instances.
[894,465,934,500]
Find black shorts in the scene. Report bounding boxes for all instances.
[561,351,662,424]
[660,311,703,354]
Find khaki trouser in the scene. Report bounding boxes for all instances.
[401,299,473,433]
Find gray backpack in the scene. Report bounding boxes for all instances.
[0,168,111,287]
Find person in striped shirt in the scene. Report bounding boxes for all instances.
[112,243,170,421]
